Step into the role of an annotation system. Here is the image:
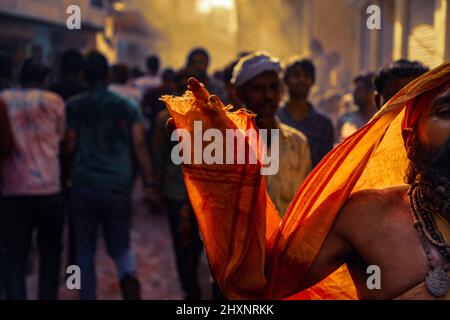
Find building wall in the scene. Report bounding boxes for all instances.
[392,0,449,68]
[311,0,361,74]
[0,0,109,66]
[0,0,106,29]
[235,0,310,61]
[123,0,238,71]
[311,0,450,91]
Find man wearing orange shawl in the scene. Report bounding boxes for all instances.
[161,62,450,300]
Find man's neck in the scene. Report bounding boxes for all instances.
[89,81,107,89]
[286,96,309,121]
[256,117,278,147]
[22,83,41,89]
[256,117,278,130]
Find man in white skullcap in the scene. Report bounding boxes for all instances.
[231,51,312,217]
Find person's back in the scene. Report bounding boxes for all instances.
[142,69,176,145]
[109,63,141,106]
[65,51,153,300]
[51,77,86,102]
[134,55,161,95]
[0,87,65,196]
[67,85,141,194]
[0,58,65,300]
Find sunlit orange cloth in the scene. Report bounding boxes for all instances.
[161,63,450,300]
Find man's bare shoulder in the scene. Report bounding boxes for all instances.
[335,185,409,232]
[345,185,407,211]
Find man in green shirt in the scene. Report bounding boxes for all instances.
[66,51,157,300]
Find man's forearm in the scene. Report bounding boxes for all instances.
[134,142,155,186]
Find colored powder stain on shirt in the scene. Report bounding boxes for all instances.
[0,88,66,196]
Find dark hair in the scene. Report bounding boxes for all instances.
[84,51,108,85]
[111,63,129,84]
[61,48,84,76]
[284,59,316,82]
[223,59,239,84]
[20,58,49,86]
[130,66,144,79]
[161,68,175,83]
[146,55,160,75]
[375,59,428,94]
[0,54,12,79]
[354,72,375,91]
[174,68,196,93]
[187,47,210,66]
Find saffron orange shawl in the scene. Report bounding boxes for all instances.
[161,63,450,300]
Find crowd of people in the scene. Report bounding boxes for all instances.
[0,44,434,300]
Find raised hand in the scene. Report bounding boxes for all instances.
[165,77,234,134]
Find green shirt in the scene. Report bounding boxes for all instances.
[67,84,143,194]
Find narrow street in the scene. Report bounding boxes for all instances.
[27,184,213,300]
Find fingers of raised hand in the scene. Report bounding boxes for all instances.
[208,95,225,112]
[188,77,210,103]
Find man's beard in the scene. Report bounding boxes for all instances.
[407,137,450,221]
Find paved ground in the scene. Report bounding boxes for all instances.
[26,183,213,300]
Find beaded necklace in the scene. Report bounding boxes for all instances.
[408,184,450,297]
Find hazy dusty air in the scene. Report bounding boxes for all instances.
[1,0,450,303]
[120,0,310,71]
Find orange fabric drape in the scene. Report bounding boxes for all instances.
[161,63,450,300]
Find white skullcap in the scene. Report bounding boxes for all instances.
[231,51,281,88]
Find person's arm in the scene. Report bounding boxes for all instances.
[152,111,169,191]
[131,121,162,207]
[62,127,76,188]
[295,210,354,291]
[164,78,356,300]
[64,129,77,164]
[62,100,77,187]
[132,121,155,186]
[54,96,66,143]
[164,79,275,298]
[0,98,14,158]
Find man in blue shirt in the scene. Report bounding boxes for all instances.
[277,59,334,167]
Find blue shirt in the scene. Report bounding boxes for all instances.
[277,103,334,167]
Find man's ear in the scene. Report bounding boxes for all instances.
[402,127,415,159]
[374,92,383,110]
